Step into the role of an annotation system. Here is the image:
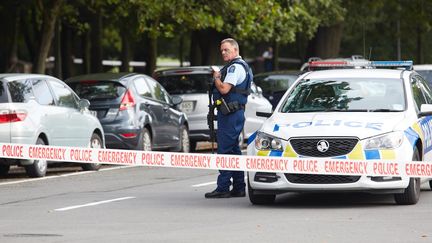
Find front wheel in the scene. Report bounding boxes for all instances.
[248,176,275,205]
[25,138,48,178]
[82,133,102,171]
[394,148,421,205]
[0,163,10,177]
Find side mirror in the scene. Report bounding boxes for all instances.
[78,99,91,109]
[419,104,432,117]
[256,86,263,95]
[171,95,183,106]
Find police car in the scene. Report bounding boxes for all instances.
[247,60,432,205]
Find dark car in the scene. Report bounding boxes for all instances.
[66,73,190,152]
[253,71,300,109]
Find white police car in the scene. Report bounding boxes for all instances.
[247,60,432,205]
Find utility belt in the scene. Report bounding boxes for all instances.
[215,97,245,115]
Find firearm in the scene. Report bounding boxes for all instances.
[207,66,220,153]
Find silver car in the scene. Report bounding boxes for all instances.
[154,66,272,151]
[0,74,105,177]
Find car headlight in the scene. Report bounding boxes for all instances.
[363,131,404,150]
[255,132,283,151]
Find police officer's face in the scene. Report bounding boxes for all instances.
[220,42,238,62]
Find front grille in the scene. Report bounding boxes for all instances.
[290,137,358,157]
[285,174,361,184]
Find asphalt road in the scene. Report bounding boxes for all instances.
[0,145,432,242]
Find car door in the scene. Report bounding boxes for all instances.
[413,75,432,161]
[31,78,62,145]
[143,76,181,148]
[47,79,90,147]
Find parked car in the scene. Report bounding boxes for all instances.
[66,73,190,153]
[413,64,432,87]
[154,66,272,151]
[0,73,105,177]
[248,60,431,205]
[253,71,300,109]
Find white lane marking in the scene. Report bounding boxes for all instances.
[0,165,139,186]
[192,181,216,187]
[54,196,135,211]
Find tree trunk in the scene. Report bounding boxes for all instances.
[417,25,423,64]
[61,23,75,79]
[189,31,201,66]
[90,12,103,73]
[53,19,62,79]
[33,0,63,74]
[273,42,279,71]
[0,2,20,72]
[306,23,344,59]
[82,31,91,74]
[120,26,131,72]
[197,29,222,65]
[144,34,157,75]
[179,34,184,67]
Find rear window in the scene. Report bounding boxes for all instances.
[68,81,126,101]
[7,79,34,103]
[0,81,9,103]
[157,74,211,94]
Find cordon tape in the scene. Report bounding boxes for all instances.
[1,142,432,178]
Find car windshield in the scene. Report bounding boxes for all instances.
[68,81,126,101]
[254,74,297,93]
[280,78,405,112]
[157,74,211,94]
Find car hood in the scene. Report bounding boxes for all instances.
[260,112,407,139]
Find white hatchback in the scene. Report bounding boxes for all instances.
[248,61,432,205]
[0,74,105,177]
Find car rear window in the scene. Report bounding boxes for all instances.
[0,81,8,103]
[157,74,211,94]
[68,81,126,101]
[7,79,34,103]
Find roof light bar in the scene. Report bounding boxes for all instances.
[307,60,413,70]
[370,61,413,67]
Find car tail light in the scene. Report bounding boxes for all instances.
[119,89,135,111]
[120,133,137,138]
[0,111,27,123]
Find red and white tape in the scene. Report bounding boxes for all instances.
[1,143,432,178]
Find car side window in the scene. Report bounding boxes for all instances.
[146,77,170,103]
[32,79,55,105]
[8,79,34,103]
[417,75,432,104]
[411,76,427,110]
[133,77,152,98]
[48,80,78,109]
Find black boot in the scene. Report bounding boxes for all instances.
[205,190,231,198]
[230,190,246,197]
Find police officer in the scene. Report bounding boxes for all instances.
[205,38,253,199]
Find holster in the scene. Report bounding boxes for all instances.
[217,98,242,115]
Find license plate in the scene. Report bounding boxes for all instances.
[180,101,194,113]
